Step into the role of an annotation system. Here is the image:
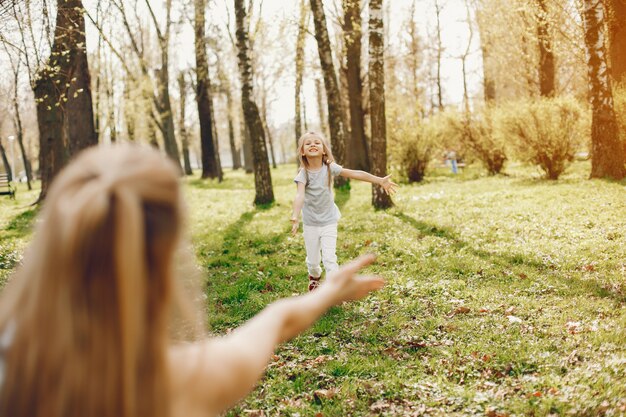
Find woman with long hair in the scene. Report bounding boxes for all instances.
[0,143,384,417]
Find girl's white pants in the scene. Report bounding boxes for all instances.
[302,223,338,278]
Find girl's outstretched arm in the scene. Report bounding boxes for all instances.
[169,254,384,415]
[290,182,306,235]
[339,168,398,195]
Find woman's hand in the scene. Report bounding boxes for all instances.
[380,175,398,196]
[322,254,385,304]
[290,218,299,235]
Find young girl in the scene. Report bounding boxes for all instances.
[0,143,384,417]
[290,132,397,291]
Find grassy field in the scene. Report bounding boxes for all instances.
[1,161,625,416]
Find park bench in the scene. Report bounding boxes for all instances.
[0,173,16,199]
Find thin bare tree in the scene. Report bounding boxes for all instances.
[369,0,392,208]
[295,0,309,147]
[107,0,182,169]
[310,0,347,187]
[235,0,274,204]
[177,72,193,175]
[194,0,222,179]
[314,77,328,136]
[536,0,555,97]
[473,0,496,102]
[460,0,475,114]
[343,0,370,170]
[2,43,32,189]
[434,0,445,110]
[216,65,242,169]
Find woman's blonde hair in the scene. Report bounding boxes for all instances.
[296,132,335,188]
[0,144,183,417]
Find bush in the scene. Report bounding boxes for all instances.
[442,107,507,175]
[388,102,436,183]
[498,97,590,179]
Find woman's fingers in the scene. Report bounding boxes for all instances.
[346,275,385,300]
[342,253,377,275]
[358,275,385,290]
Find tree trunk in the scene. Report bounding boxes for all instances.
[407,0,422,103]
[10,62,32,189]
[369,0,392,209]
[343,0,370,171]
[582,0,626,179]
[225,87,242,169]
[261,96,277,168]
[474,2,496,103]
[144,85,159,148]
[0,142,11,182]
[153,0,182,170]
[177,72,193,175]
[194,0,221,179]
[146,102,160,149]
[155,65,181,170]
[66,7,97,157]
[314,77,328,137]
[208,84,224,181]
[218,58,240,171]
[34,0,91,200]
[603,0,626,85]
[241,116,254,173]
[235,0,274,205]
[295,0,308,148]
[310,0,348,187]
[106,78,116,142]
[338,39,351,144]
[537,0,555,97]
[518,8,538,97]
[123,80,136,141]
[435,0,444,111]
[461,0,474,115]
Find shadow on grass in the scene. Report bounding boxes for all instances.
[335,186,351,211]
[187,174,253,191]
[206,202,293,278]
[393,211,625,304]
[4,208,38,237]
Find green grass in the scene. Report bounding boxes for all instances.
[1,161,625,416]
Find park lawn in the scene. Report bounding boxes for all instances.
[1,160,625,416]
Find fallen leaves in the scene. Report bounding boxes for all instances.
[313,388,338,400]
[242,410,265,417]
[581,262,596,272]
[565,321,582,334]
[446,306,471,318]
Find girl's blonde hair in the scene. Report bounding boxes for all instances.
[296,132,335,188]
[0,144,184,417]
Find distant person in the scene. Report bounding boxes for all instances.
[0,144,384,417]
[290,132,397,291]
[447,150,458,174]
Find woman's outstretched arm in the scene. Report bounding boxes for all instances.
[169,254,384,416]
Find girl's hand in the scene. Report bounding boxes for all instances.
[290,218,299,235]
[380,175,398,195]
[322,254,385,304]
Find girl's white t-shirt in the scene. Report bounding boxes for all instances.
[294,162,343,226]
